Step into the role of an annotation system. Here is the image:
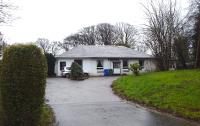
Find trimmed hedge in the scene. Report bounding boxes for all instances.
[70,62,84,80]
[0,44,47,126]
[45,53,56,77]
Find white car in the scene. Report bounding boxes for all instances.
[61,66,71,77]
[61,66,89,78]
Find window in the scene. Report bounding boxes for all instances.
[113,61,121,68]
[97,60,103,69]
[139,59,144,70]
[60,61,66,70]
[123,60,128,69]
[74,59,82,67]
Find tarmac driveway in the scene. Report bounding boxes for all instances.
[46,77,198,126]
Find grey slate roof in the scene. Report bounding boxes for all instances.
[57,45,154,59]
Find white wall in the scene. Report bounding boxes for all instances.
[122,59,157,74]
[128,59,157,73]
[54,60,58,75]
[55,58,104,76]
[56,58,74,76]
[55,58,157,76]
[144,59,157,72]
[128,59,139,66]
[83,59,112,76]
[83,59,97,76]
[103,59,111,69]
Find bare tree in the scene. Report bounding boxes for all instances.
[80,26,96,45]
[115,22,137,48]
[36,38,51,53]
[63,33,84,47]
[36,39,63,55]
[96,23,117,45]
[63,26,96,49]
[50,41,62,56]
[136,43,148,53]
[0,0,15,53]
[61,22,139,49]
[143,0,184,70]
[57,41,69,51]
[0,35,7,54]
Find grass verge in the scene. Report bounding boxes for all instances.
[0,102,55,126]
[39,104,56,126]
[112,69,200,122]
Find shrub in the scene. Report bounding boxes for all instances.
[109,69,113,76]
[70,62,84,80]
[45,53,56,77]
[130,63,140,76]
[0,44,47,126]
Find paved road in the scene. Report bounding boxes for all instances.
[46,77,198,126]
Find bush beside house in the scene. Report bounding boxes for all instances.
[130,63,140,76]
[0,45,51,126]
[45,53,56,77]
[109,69,113,76]
[70,62,84,80]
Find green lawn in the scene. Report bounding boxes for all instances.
[112,69,200,121]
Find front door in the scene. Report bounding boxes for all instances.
[113,61,121,74]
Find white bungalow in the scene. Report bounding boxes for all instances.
[54,45,157,76]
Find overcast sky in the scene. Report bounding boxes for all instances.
[0,0,189,44]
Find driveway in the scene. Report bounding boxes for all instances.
[46,77,198,126]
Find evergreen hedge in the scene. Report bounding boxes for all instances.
[45,53,56,77]
[70,62,84,80]
[0,44,47,126]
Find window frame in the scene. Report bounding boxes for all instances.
[97,60,103,70]
[139,59,144,70]
[122,60,128,69]
[60,61,66,71]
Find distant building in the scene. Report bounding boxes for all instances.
[55,45,157,76]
